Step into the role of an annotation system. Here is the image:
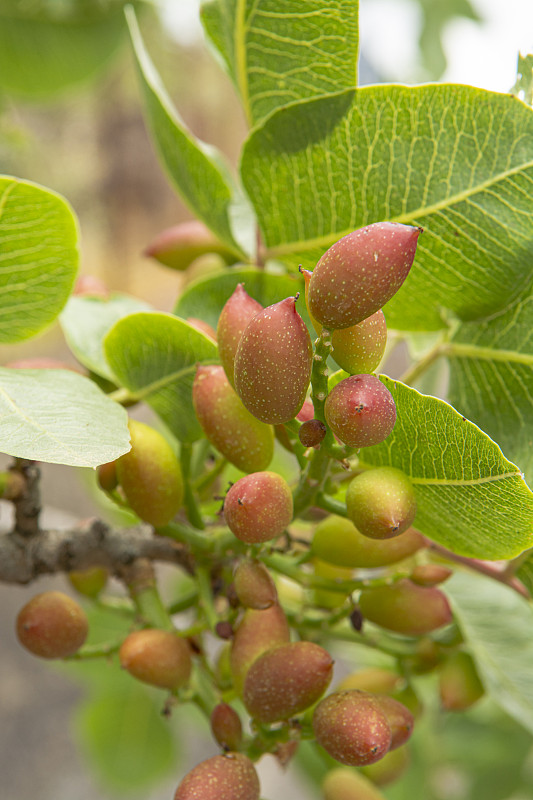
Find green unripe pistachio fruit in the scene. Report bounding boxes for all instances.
[68,566,108,598]
[230,604,290,695]
[313,690,392,766]
[116,419,183,527]
[210,703,243,751]
[193,365,274,473]
[439,650,485,711]
[311,515,425,568]
[119,628,192,690]
[243,641,334,723]
[308,222,422,329]
[324,375,397,449]
[233,560,278,609]
[96,460,118,492]
[312,558,354,609]
[323,767,387,800]
[174,753,260,800]
[346,467,417,540]
[217,284,263,386]
[234,296,312,424]
[358,578,452,635]
[16,591,89,659]
[224,471,293,543]
[410,563,453,586]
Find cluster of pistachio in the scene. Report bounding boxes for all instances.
[14,222,485,800]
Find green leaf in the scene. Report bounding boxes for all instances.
[0,368,130,466]
[241,85,533,330]
[447,279,533,489]
[174,266,308,330]
[359,377,533,560]
[0,176,79,342]
[74,661,177,793]
[201,0,359,126]
[104,312,218,442]
[0,1,131,97]
[445,570,533,736]
[60,293,152,381]
[126,7,252,257]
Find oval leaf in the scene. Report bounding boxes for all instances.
[201,0,359,126]
[0,368,130,466]
[0,176,79,342]
[447,278,533,489]
[174,267,309,329]
[104,312,218,442]
[241,85,533,329]
[359,377,533,560]
[60,293,152,381]
[126,7,252,256]
[445,570,533,735]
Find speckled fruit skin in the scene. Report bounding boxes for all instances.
[230,605,290,695]
[233,560,278,609]
[313,690,392,766]
[358,578,453,636]
[345,467,417,539]
[224,471,293,543]
[439,651,484,711]
[243,641,334,723]
[322,767,387,800]
[16,591,89,659]
[210,703,243,751]
[217,284,263,386]
[308,222,422,329]
[116,419,184,527]
[174,753,260,800]
[192,365,274,473]
[119,628,192,690]
[361,746,410,787]
[234,297,312,424]
[330,310,388,374]
[324,375,396,448]
[311,515,425,568]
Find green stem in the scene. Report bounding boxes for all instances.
[315,493,348,517]
[400,341,450,386]
[168,587,199,615]
[180,443,205,529]
[193,456,227,493]
[65,640,122,660]
[132,584,174,630]
[196,565,219,631]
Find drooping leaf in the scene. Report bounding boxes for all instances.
[201,0,359,126]
[446,570,533,736]
[104,312,218,442]
[241,85,533,330]
[0,368,130,466]
[60,293,152,381]
[126,6,252,257]
[358,377,533,560]
[0,176,79,342]
[447,279,533,488]
[174,266,308,329]
[0,0,132,97]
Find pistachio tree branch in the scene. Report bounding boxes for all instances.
[0,517,194,585]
